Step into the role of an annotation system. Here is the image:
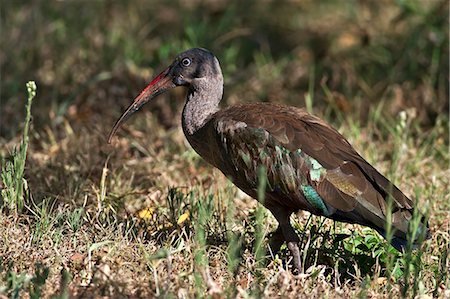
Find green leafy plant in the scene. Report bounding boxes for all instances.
[1,81,36,214]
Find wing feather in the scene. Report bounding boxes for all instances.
[211,103,419,238]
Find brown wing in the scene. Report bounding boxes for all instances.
[212,103,420,240]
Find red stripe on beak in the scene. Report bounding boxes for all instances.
[107,66,175,143]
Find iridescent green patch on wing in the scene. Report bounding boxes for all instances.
[304,156,325,181]
[301,185,330,216]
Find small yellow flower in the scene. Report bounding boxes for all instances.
[138,207,154,219]
[177,211,190,225]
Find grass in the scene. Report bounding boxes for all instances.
[1,1,449,298]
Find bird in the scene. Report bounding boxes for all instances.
[108,48,430,272]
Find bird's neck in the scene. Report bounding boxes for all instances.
[182,76,223,135]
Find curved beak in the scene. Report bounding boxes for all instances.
[107,66,175,143]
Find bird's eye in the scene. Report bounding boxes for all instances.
[181,57,191,67]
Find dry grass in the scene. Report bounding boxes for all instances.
[1,1,449,298]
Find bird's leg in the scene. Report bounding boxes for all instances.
[269,207,302,273]
[286,239,301,273]
[268,225,285,255]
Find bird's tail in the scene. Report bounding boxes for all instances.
[373,216,431,251]
[332,207,431,251]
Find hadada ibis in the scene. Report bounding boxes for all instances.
[108,48,430,271]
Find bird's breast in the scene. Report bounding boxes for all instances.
[183,122,224,170]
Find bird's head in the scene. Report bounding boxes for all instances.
[107,48,221,143]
